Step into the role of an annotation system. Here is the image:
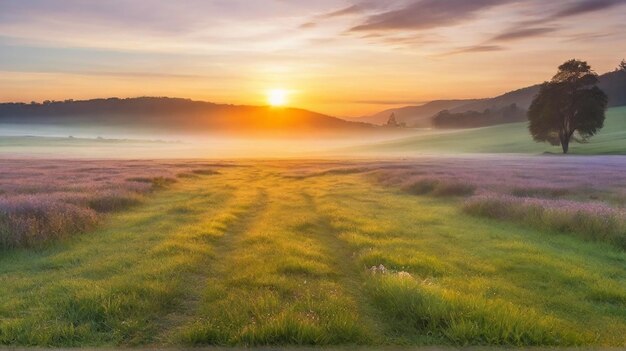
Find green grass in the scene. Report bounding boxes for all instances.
[353,106,626,154]
[1,164,626,346]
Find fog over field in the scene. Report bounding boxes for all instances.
[2,110,624,158]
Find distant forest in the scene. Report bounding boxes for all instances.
[432,104,526,128]
[0,97,221,119]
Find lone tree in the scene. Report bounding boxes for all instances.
[385,112,406,128]
[386,112,399,127]
[620,59,626,71]
[528,59,608,154]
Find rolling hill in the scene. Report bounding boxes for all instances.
[357,69,626,127]
[347,106,626,155]
[0,97,375,135]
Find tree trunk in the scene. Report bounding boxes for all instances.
[560,133,569,154]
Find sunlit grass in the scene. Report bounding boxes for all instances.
[176,174,374,345]
[0,174,237,345]
[1,162,626,346]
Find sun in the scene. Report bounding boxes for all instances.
[267,89,288,107]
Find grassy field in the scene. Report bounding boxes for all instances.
[1,160,625,347]
[352,106,626,155]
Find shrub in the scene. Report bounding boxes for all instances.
[150,176,177,190]
[403,178,475,197]
[87,191,143,212]
[403,179,439,195]
[0,196,98,248]
[126,176,153,183]
[127,176,177,190]
[511,187,572,199]
[432,182,476,197]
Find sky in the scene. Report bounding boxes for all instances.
[0,0,625,116]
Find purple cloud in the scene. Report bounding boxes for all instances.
[349,0,514,32]
[490,27,558,42]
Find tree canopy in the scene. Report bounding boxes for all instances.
[528,59,608,154]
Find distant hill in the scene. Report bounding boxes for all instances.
[599,69,626,107]
[448,70,626,114]
[0,97,375,135]
[448,86,538,115]
[348,100,479,127]
[363,69,626,128]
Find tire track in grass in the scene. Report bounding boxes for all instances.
[299,188,384,343]
[154,187,269,343]
[175,174,372,345]
[163,175,270,344]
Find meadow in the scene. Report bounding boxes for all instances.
[1,157,625,347]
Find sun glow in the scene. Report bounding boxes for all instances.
[267,89,288,107]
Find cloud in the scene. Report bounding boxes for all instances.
[444,27,556,57]
[299,22,317,29]
[490,27,557,42]
[0,1,213,35]
[375,34,443,47]
[298,4,367,32]
[438,27,558,56]
[320,4,363,19]
[551,0,625,19]
[462,0,625,53]
[349,0,513,32]
[563,30,620,42]
[440,45,504,56]
[520,0,626,27]
[349,0,625,56]
[1,67,218,80]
